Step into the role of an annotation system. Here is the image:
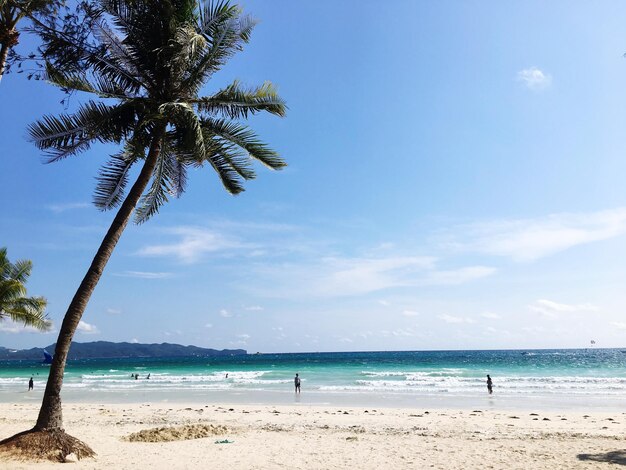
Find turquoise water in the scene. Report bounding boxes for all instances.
[2,349,626,409]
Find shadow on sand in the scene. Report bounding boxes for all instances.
[577,450,626,465]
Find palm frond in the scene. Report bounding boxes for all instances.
[29,101,137,162]
[84,52,146,96]
[2,296,51,331]
[201,137,256,180]
[201,117,286,170]
[198,1,239,36]
[169,152,188,197]
[134,143,184,224]
[45,62,98,94]
[160,101,206,161]
[45,62,133,99]
[93,151,135,210]
[0,279,27,304]
[185,2,257,91]
[92,16,140,79]
[0,248,49,332]
[9,259,32,285]
[205,151,246,194]
[0,248,9,281]
[195,80,286,119]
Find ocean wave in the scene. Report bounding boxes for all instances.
[320,374,626,395]
[361,368,466,378]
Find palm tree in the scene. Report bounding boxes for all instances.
[0,0,285,460]
[0,0,62,81]
[0,247,50,330]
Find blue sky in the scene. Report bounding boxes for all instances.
[2,0,626,352]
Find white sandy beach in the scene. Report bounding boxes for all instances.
[0,402,624,469]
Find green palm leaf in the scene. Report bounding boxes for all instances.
[201,117,286,170]
[0,248,50,331]
[134,143,184,223]
[194,80,286,119]
[94,151,135,210]
[29,101,137,162]
[159,102,206,161]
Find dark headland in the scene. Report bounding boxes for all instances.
[0,341,246,360]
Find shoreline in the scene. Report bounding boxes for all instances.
[1,402,624,469]
[3,388,626,413]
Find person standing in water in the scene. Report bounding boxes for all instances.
[28,377,33,391]
[294,373,301,393]
[486,374,493,394]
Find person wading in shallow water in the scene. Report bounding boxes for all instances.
[294,373,301,393]
[28,377,34,391]
[487,375,493,394]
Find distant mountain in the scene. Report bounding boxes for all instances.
[0,341,246,360]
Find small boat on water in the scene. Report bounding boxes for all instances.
[42,349,53,364]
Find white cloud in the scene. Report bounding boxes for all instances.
[251,255,436,298]
[231,333,251,346]
[391,328,417,337]
[0,320,54,334]
[137,226,248,263]
[244,305,264,311]
[205,323,213,328]
[130,338,139,343]
[423,266,496,285]
[77,320,99,334]
[219,309,233,318]
[517,66,552,90]
[443,208,626,262]
[438,314,475,324]
[480,312,502,320]
[113,271,173,279]
[611,322,626,330]
[402,310,419,317]
[521,326,546,334]
[529,299,599,317]
[323,256,436,294]
[47,202,90,213]
[106,308,122,315]
[248,252,497,299]
[272,327,287,339]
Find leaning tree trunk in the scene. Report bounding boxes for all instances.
[0,13,20,83]
[0,40,9,81]
[35,126,165,432]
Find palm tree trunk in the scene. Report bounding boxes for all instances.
[34,124,166,431]
[0,6,19,83]
[0,40,9,81]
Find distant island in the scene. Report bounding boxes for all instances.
[0,341,247,360]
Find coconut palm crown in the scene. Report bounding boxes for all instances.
[30,0,286,223]
[0,247,50,331]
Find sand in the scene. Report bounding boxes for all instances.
[0,402,624,469]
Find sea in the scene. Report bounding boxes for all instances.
[2,349,626,411]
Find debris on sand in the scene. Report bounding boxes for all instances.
[125,424,228,443]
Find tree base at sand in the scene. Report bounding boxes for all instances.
[0,428,95,462]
